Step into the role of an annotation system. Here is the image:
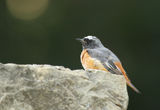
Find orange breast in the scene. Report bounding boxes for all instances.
[81,49,108,72]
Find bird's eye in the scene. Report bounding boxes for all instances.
[84,38,92,44]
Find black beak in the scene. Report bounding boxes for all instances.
[76,38,83,42]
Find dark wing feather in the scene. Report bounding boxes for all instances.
[102,60,122,75]
[87,48,123,75]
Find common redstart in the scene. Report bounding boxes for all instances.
[77,36,140,93]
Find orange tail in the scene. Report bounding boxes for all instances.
[123,72,141,93]
[114,62,141,93]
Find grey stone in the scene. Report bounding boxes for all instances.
[0,63,128,110]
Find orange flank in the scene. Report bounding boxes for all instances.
[114,62,140,93]
[81,49,108,72]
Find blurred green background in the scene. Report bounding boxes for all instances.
[0,0,160,109]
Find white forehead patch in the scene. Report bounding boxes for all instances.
[85,36,96,40]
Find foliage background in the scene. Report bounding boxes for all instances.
[0,0,160,109]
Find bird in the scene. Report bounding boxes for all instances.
[77,35,140,93]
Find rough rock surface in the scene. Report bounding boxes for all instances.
[0,63,128,110]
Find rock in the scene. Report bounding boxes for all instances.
[0,63,128,110]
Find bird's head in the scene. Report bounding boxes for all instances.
[76,36,103,49]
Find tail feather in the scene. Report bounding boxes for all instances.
[126,79,141,93]
[114,62,141,93]
[122,72,141,93]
